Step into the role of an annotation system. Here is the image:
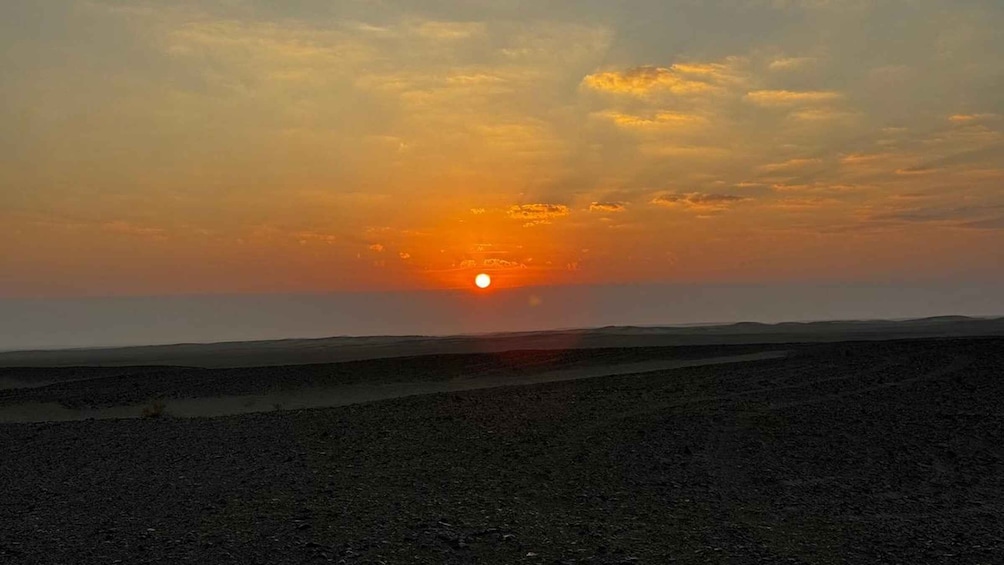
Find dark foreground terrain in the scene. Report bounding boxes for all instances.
[2,338,1003,563]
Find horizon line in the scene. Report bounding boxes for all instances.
[2,313,1001,355]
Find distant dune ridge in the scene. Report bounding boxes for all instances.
[0,316,1001,369]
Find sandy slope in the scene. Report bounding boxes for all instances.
[0,351,785,422]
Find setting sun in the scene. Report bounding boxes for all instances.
[474,273,491,289]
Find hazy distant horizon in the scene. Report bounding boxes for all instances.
[2,282,1001,351]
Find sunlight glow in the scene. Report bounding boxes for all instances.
[474,273,491,289]
[2,1,1003,296]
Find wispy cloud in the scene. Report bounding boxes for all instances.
[413,21,486,41]
[867,204,1004,228]
[768,56,817,71]
[840,153,892,165]
[651,193,749,212]
[895,166,937,176]
[758,158,824,173]
[960,217,1004,230]
[789,108,857,122]
[593,110,707,129]
[948,113,1000,123]
[507,204,570,221]
[582,63,731,96]
[101,221,167,240]
[589,202,626,213]
[483,258,527,269]
[294,231,338,245]
[745,90,842,106]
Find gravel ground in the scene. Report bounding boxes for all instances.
[1,338,1002,564]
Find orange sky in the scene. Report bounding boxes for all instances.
[2,1,1003,297]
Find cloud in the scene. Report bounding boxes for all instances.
[294,231,338,245]
[867,204,1004,226]
[789,108,857,121]
[960,217,1004,230]
[593,110,706,129]
[497,22,612,63]
[895,166,937,176]
[639,145,731,159]
[670,62,733,76]
[589,202,626,213]
[758,158,824,173]
[101,221,167,240]
[483,258,527,269]
[368,244,384,252]
[413,21,486,41]
[771,182,860,194]
[163,19,372,77]
[651,193,749,212]
[949,113,1000,123]
[768,57,817,71]
[470,208,487,215]
[446,73,507,85]
[840,153,891,165]
[507,204,570,220]
[582,65,722,96]
[458,259,478,268]
[744,90,842,106]
[766,197,840,210]
[398,252,411,259]
[961,168,1004,180]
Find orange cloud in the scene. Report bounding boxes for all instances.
[594,110,706,129]
[758,158,824,172]
[768,57,817,71]
[789,108,856,121]
[840,153,890,164]
[745,90,841,106]
[101,221,167,240]
[368,244,385,252]
[291,231,338,245]
[507,204,570,222]
[670,62,731,76]
[589,202,626,212]
[483,258,527,269]
[581,65,718,96]
[771,182,861,194]
[895,166,936,176]
[651,193,749,211]
[948,113,999,123]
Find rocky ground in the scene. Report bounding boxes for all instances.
[1,338,1002,564]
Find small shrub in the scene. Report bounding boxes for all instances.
[141,400,167,419]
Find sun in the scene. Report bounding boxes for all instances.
[474,273,491,289]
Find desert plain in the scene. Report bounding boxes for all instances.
[1,319,1003,564]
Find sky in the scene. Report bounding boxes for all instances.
[2,1,1003,346]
